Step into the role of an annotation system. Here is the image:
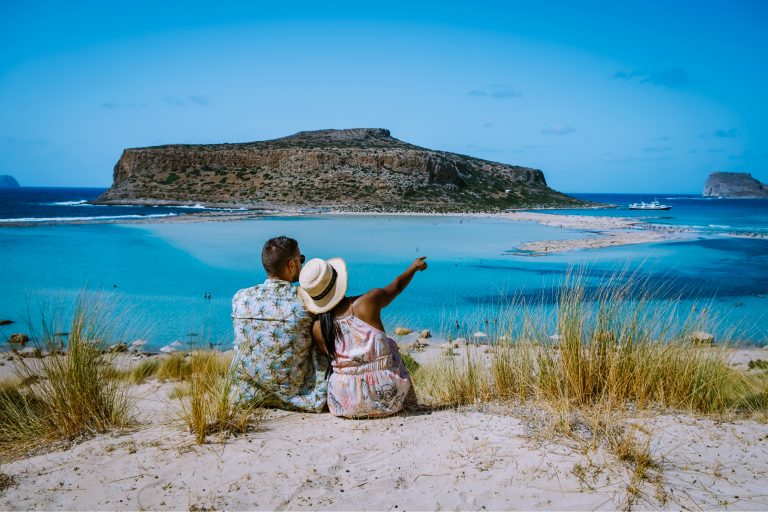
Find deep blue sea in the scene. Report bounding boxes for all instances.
[1,188,767,349]
[0,187,245,223]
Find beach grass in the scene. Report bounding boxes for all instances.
[2,270,765,465]
[412,270,766,415]
[108,351,210,384]
[171,350,263,444]
[0,294,132,460]
[156,353,194,381]
[107,358,162,384]
[129,358,161,384]
[110,348,262,444]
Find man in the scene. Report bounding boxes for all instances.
[230,236,328,412]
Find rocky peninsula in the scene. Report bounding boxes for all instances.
[0,175,20,188]
[703,172,768,198]
[95,128,584,212]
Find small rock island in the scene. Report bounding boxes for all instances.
[703,172,768,198]
[0,175,20,188]
[96,128,585,212]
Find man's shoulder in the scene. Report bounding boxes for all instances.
[232,281,307,316]
[235,279,299,293]
[234,284,261,298]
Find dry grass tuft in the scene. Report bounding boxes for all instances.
[0,470,16,492]
[0,294,132,461]
[176,351,264,444]
[128,359,161,384]
[156,353,194,381]
[414,348,491,406]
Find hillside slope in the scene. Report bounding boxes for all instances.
[96,128,584,212]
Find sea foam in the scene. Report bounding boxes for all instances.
[0,214,179,223]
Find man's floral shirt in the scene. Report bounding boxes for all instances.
[230,278,328,412]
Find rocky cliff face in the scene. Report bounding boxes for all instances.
[703,172,768,198]
[96,128,583,212]
[0,175,20,188]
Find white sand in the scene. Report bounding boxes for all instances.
[496,212,688,254]
[1,347,767,510]
[2,394,766,510]
[516,229,676,254]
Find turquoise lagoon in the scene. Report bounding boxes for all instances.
[1,214,766,349]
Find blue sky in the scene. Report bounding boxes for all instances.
[1,1,766,192]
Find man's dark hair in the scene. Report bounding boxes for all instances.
[261,236,299,276]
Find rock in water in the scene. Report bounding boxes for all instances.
[0,175,20,188]
[95,128,585,212]
[703,172,768,198]
[0,319,14,326]
[394,327,413,336]
[419,329,431,339]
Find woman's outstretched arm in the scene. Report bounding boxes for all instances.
[367,256,428,310]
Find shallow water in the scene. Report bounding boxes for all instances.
[1,214,766,349]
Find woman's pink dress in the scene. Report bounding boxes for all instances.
[326,313,415,418]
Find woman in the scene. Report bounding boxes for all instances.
[298,256,427,418]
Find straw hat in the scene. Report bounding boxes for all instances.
[297,257,348,314]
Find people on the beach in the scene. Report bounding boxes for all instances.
[229,236,328,412]
[298,256,426,418]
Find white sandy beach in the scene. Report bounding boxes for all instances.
[0,207,696,255]
[1,345,767,510]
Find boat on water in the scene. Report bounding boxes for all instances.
[628,200,671,210]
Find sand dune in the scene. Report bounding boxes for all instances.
[2,347,767,510]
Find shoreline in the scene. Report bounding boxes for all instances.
[0,207,715,255]
[1,205,766,255]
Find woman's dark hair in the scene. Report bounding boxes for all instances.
[319,299,347,377]
[319,310,339,361]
